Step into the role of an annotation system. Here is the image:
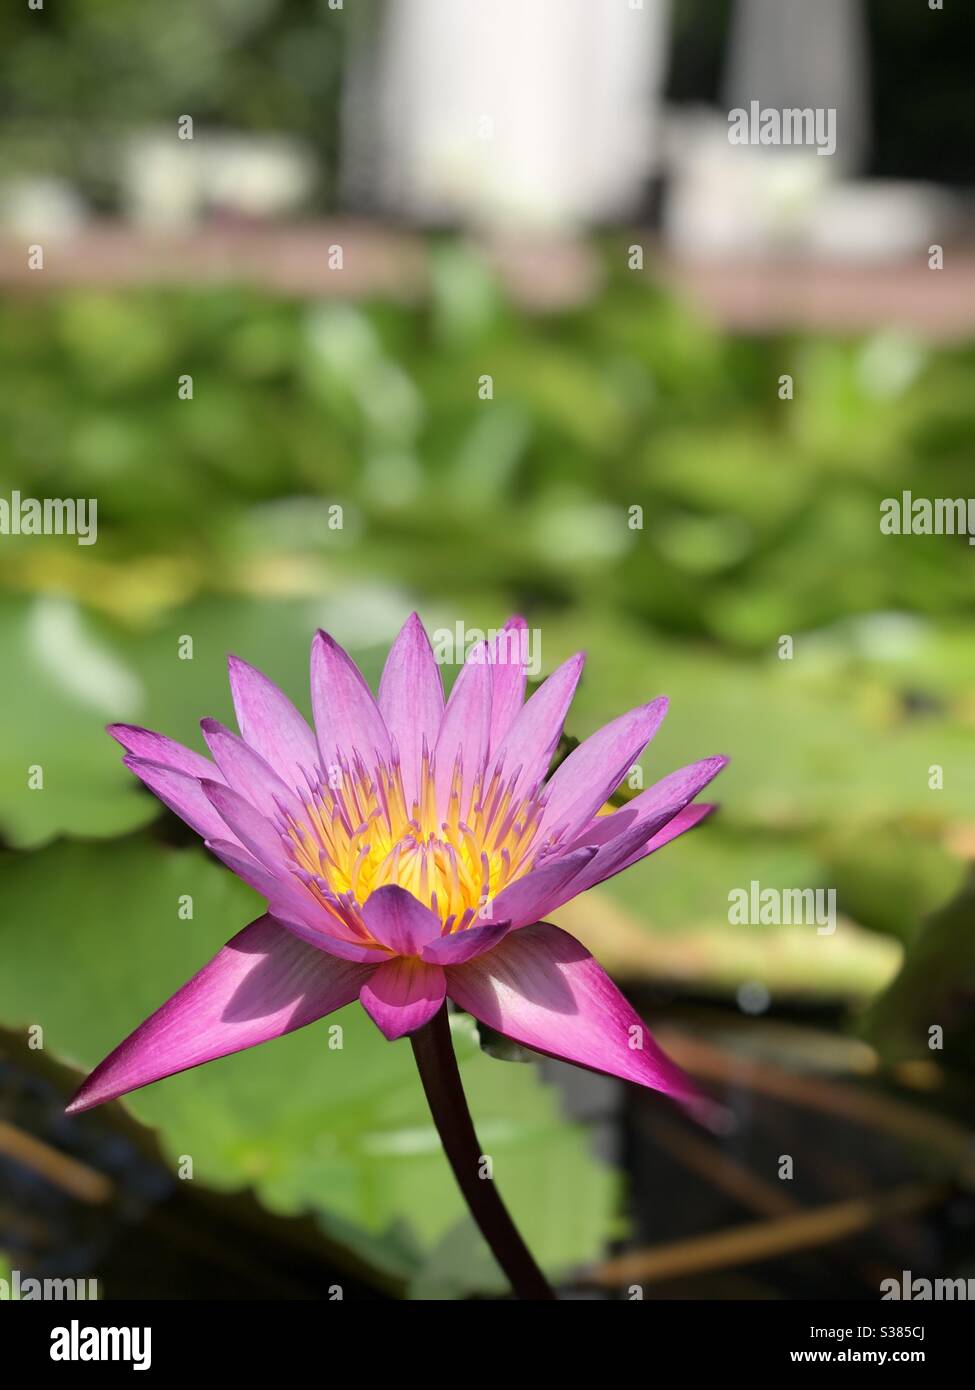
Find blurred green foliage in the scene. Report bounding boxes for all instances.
[2,249,973,643]
[0,0,353,205]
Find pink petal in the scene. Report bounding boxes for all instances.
[434,641,492,819]
[359,957,446,1040]
[360,884,442,955]
[201,779,289,873]
[204,837,280,899]
[203,839,380,962]
[122,756,243,847]
[66,916,375,1113]
[227,655,320,794]
[538,697,669,842]
[534,806,714,923]
[421,921,511,965]
[311,630,391,782]
[487,615,529,755]
[568,756,728,853]
[201,718,304,823]
[266,913,386,964]
[445,922,699,1103]
[528,804,719,926]
[490,845,598,929]
[608,801,717,879]
[377,613,444,805]
[488,651,584,803]
[109,724,219,782]
[562,758,729,900]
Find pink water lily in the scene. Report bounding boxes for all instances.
[68,613,726,1117]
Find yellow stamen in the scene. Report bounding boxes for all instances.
[282,754,546,932]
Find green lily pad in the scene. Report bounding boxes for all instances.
[0,594,155,849]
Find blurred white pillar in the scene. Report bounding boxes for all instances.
[723,0,870,174]
[363,0,672,230]
[665,0,874,258]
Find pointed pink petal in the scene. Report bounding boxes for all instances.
[568,757,728,853]
[359,958,446,1040]
[202,839,378,961]
[360,885,442,955]
[204,837,279,899]
[490,845,598,929]
[421,921,511,965]
[228,655,319,794]
[311,631,391,781]
[378,613,444,804]
[434,641,492,819]
[523,801,719,929]
[445,922,698,1103]
[122,756,243,847]
[539,697,669,842]
[201,779,289,873]
[66,916,375,1113]
[487,615,528,755]
[561,758,729,901]
[608,801,717,879]
[488,652,584,802]
[201,718,304,822]
[532,804,717,923]
[265,914,387,963]
[109,724,219,782]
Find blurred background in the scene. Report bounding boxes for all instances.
[1,0,974,1301]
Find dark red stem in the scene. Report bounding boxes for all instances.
[410,1005,556,1300]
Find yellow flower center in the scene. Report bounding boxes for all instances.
[284,751,546,932]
